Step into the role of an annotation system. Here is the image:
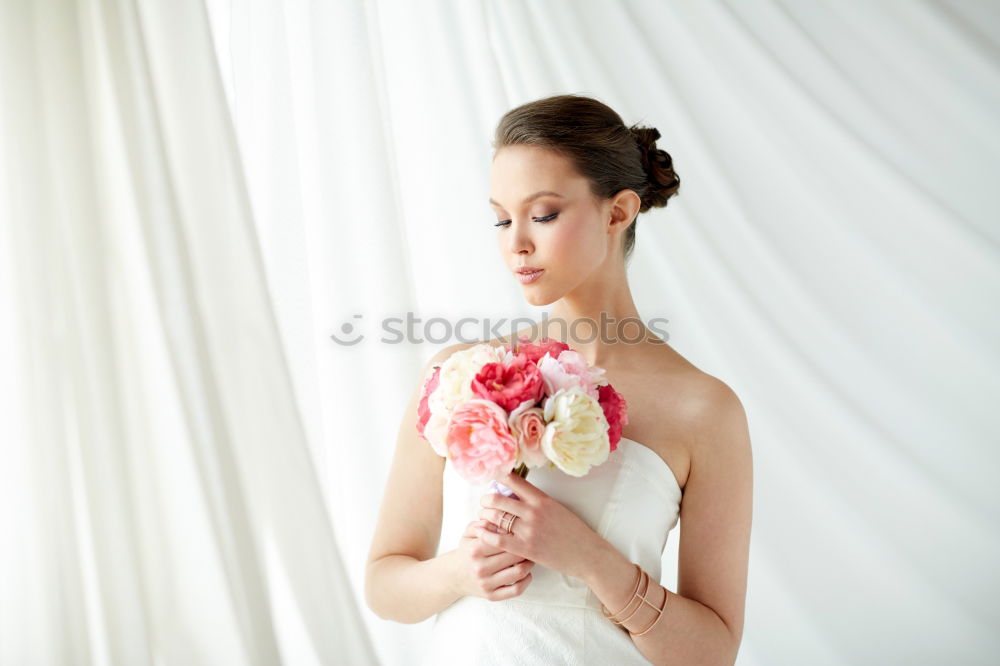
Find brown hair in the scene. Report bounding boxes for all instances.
[492,93,680,262]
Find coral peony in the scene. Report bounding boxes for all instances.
[446,399,519,485]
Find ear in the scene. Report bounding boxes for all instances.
[607,188,641,236]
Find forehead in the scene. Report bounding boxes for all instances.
[489,145,585,207]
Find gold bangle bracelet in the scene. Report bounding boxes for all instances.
[630,584,669,636]
[601,563,658,626]
[600,563,643,623]
[614,569,651,625]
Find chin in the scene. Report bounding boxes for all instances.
[523,289,558,307]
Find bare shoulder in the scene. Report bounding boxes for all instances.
[640,343,747,444]
[676,368,747,447]
[620,343,749,491]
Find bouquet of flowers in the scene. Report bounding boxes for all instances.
[415,336,629,499]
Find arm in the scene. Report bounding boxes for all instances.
[365,344,469,623]
[365,551,464,624]
[581,379,753,665]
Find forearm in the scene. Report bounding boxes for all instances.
[365,550,462,624]
[582,540,737,666]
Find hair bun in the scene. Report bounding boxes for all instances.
[629,124,680,212]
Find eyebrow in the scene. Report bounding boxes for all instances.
[488,190,565,208]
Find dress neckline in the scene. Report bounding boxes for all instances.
[617,437,683,497]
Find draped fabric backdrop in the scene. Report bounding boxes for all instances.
[1,1,997,664]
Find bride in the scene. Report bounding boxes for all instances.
[365,93,752,665]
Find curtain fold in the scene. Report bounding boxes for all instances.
[0,0,374,663]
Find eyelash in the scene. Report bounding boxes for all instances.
[494,213,558,228]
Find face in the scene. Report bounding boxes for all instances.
[489,145,628,306]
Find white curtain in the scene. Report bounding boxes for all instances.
[0,0,374,664]
[1,1,998,665]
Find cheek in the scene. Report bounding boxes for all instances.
[548,220,604,267]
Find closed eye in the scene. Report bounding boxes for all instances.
[494,212,558,228]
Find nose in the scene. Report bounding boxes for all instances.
[508,218,533,256]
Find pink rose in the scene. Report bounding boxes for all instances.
[598,384,629,452]
[511,336,570,365]
[470,355,545,413]
[508,402,549,468]
[446,399,518,484]
[416,365,441,437]
[537,350,605,399]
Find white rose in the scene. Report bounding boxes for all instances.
[541,387,611,477]
[429,343,505,414]
[425,344,507,457]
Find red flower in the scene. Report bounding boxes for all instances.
[470,355,545,413]
[416,365,441,437]
[511,335,570,365]
[598,384,629,452]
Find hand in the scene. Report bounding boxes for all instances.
[477,471,601,580]
[451,519,535,601]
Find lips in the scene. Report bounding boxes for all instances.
[515,268,544,284]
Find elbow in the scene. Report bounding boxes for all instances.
[708,608,743,666]
[365,557,418,624]
[364,560,389,621]
[722,623,743,666]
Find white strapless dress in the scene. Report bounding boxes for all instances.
[421,437,683,666]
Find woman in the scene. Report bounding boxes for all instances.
[366,94,752,665]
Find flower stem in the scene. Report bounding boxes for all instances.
[515,462,529,479]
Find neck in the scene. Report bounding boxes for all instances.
[543,267,646,367]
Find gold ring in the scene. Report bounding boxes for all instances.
[500,512,516,534]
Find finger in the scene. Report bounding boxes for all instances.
[484,551,525,569]
[472,523,506,553]
[497,471,545,502]
[476,539,507,557]
[491,559,534,588]
[479,492,526,514]
[491,572,532,600]
[477,524,516,554]
[479,507,518,529]
[463,520,489,538]
[480,550,523,574]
